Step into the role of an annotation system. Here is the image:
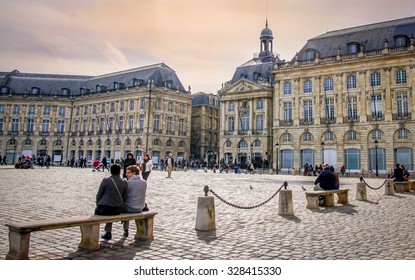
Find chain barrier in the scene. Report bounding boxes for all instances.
[208,181,288,210]
[359,176,389,190]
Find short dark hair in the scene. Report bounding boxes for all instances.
[110,164,121,175]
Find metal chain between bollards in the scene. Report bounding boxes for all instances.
[207,181,288,210]
[359,176,388,190]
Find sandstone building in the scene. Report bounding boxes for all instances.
[0,63,192,165]
[220,17,415,174]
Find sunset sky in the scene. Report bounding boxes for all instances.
[0,0,414,94]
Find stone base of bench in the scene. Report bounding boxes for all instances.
[6,212,157,260]
[305,189,349,210]
[395,182,410,193]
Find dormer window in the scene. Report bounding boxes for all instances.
[133,79,144,87]
[31,87,40,94]
[113,82,119,90]
[1,86,10,94]
[305,49,315,60]
[347,42,359,54]
[165,80,173,88]
[96,85,101,92]
[395,35,408,47]
[61,88,70,95]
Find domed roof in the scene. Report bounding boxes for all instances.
[261,27,273,38]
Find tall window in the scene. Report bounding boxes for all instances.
[303,132,312,141]
[241,113,249,131]
[0,118,4,132]
[155,100,161,110]
[13,105,20,114]
[283,133,292,142]
[0,105,4,114]
[110,103,115,112]
[344,149,361,170]
[167,117,173,133]
[42,120,50,133]
[395,147,413,171]
[257,99,263,109]
[228,117,235,132]
[303,80,312,93]
[28,105,35,115]
[396,92,409,117]
[372,129,382,140]
[26,119,34,132]
[324,77,334,91]
[128,115,134,130]
[120,102,125,111]
[57,120,65,133]
[108,117,114,131]
[303,100,313,122]
[228,102,234,112]
[153,115,160,132]
[168,102,173,112]
[283,82,292,95]
[371,72,381,87]
[58,106,65,116]
[396,69,407,84]
[179,118,185,134]
[139,115,144,133]
[371,94,383,118]
[99,118,104,132]
[325,98,335,120]
[140,99,145,109]
[11,119,19,132]
[256,115,263,131]
[347,96,358,120]
[324,131,334,141]
[347,75,357,89]
[118,116,124,131]
[129,100,135,110]
[283,102,292,123]
[83,105,88,115]
[74,120,79,133]
[101,104,105,113]
[82,119,87,132]
[179,103,185,114]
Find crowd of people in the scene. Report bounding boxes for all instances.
[10,154,52,169]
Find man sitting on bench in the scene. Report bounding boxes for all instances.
[314,163,336,205]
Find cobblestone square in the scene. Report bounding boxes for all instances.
[1,166,415,260]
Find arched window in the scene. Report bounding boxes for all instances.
[225,140,232,147]
[71,139,76,146]
[24,139,32,145]
[372,129,382,140]
[153,139,160,146]
[96,139,102,146]
[254,139,261,147]
[282,133,292,142]
[347,130,357,140]
[324,131,334,141]
[166,139,173,147]
[115,139,121,146]
[105,139,111,145]
[125,138,131,145]
[398,128,409,139]
[305,49,315,60]
[8,139,17,145]
[303,132,312,141]
[87,139,93,146]
[40,139,47,146]
[179,141,185,147]
[79,140,84,146]
[136,138,143,146]
[238,140,247,148]
[347,42,359,54]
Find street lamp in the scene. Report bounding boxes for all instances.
[275,142,279,174]
[321,141,325,164]
[250,142,254,164]
[374,139,379,177]
[60,146,63,166]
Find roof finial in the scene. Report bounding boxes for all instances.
[266,19,268,28]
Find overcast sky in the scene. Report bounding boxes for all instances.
[0,0,414,94]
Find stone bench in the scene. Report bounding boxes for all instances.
[394,181,410,193]
[305,189,349,210]
[5,211,157,260]
[408,180,415,191]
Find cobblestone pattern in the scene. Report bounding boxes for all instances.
[0,166,414,260]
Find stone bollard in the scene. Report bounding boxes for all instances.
[356,182,367,201]
[183,166,188,172]
[278,183,293,216]
[384,179,395,195]
[195,186,216,231]
[269,169,274,175]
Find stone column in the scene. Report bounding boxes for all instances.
[384,179,394,195]
[356,182,367,201]
[195,196,216,231]
[278,189,294,216]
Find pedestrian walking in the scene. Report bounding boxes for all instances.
[141,153,153,181]
[166,153,175,178]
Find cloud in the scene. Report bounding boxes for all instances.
[101,42,130,69]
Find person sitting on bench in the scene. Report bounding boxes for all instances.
[314,163,335,191]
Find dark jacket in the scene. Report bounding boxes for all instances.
[96,175,128,207]
[393,167,404,182]
[314,168,335,190]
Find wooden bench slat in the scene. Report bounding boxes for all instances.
[6,212,157,233]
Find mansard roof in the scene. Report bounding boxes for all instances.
[191,92,219,107]
[0,63,186,96]
[294,16,415,61]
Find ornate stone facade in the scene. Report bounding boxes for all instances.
[0,63,192,165]
[190,92,220,163]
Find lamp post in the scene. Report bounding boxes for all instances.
[60,146,63,166]
[250,142,254,164]
[321,141,325,164]
[275,142,279,174]
[374,139,379,177]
